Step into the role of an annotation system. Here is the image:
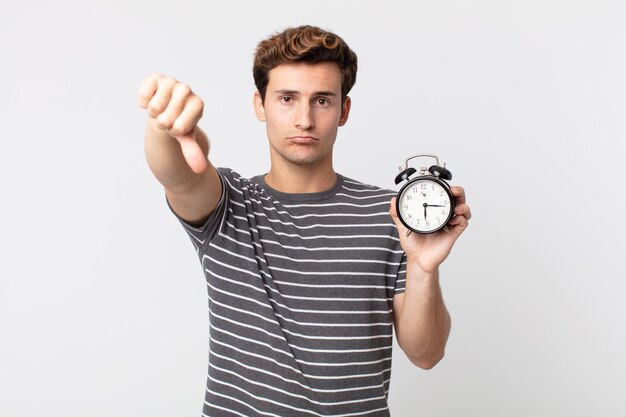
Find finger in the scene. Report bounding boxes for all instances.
[147,77,177,119]
[454,203,472,220]
[447,214,469,231]
[137,73,161,109]
[389,197,398,218]
[157,83,194,131]
[168,94,204,138]
[176,128,208,174]
[451,186,466,205]
[388,198,405,230]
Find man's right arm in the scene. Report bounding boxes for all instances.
[138,74,222,225]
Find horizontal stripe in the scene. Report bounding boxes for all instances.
[335,192,395,200]
[209,346,390,394]
[209,360,387,407]
[208,292,393,328]
[210,240,398,266]
[205,377,390,417]
[210,331,393,372]
[218,228,404,254]
[223,218,400,242]
[206,269,395,317]
[204,255,397,295]
[232,210,395,230]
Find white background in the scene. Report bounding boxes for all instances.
[1,1,625,416]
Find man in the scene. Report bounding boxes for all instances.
[138,25,470,417]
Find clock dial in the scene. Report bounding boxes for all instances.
[397,178,453,233]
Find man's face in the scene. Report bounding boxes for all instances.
[254,62,351,169]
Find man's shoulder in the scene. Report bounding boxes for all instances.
[216,167,264,190]
[215,167,241,182]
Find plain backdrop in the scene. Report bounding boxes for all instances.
[1,1,625,416]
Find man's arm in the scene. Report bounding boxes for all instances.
[393,267,451,369]
[390,186,471,369]
[138,74,222,224]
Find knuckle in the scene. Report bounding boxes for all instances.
[147,102,164,117]
[188,94,204,109]
[145,73,162,85]
[157,75,176,89]
[185,96,204,119]
[137,94,149,108]
[175,83,191,96]
[170,119,188,136]
[157,114,172,128]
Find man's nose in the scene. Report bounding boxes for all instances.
[294,103,314,129]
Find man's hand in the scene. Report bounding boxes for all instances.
[138,74,208,174]
[390,186,471,273]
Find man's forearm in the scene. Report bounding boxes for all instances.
[138,74,223,224]
[144,119,209,192]
[396,260,451,369]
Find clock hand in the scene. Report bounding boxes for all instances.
[426,204,445,208]
[423,203,427,220]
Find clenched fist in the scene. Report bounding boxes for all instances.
[138,74,208,174]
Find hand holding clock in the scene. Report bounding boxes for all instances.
[390,186,471,274]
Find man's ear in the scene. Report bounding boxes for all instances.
[339,96,351,126]
[254,91,266,122]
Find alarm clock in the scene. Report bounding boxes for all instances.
[395,153,456,235]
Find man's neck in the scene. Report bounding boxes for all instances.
[264,163,337,194]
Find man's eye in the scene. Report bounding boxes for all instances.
[280,96,293,103]
[316,98,328,105]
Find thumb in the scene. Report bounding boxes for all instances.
[389,197,400,221]
[388,197,404,230]
[389,197,397,214]
[175,128,208,174]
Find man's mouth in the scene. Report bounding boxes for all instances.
[288,136,318,144]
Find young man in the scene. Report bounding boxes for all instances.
[138,25,470,417]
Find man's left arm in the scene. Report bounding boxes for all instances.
[389,186,471,369]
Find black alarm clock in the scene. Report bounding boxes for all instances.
[395,154,456,235]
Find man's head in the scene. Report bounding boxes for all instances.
[253,25,358,104]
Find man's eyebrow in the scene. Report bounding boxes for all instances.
[273,89,299,95]
[273,89,338,96]
[314,91,338,97]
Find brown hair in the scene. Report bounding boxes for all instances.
[253,25,358,103]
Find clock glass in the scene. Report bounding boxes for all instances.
[398,178,453,233]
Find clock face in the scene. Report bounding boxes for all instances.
[397,178,454,233]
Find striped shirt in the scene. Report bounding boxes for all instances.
[173,168,407,417]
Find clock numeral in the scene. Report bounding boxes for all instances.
[426,220,430,227]
[421,184,427,190]
[406,194,412,201]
